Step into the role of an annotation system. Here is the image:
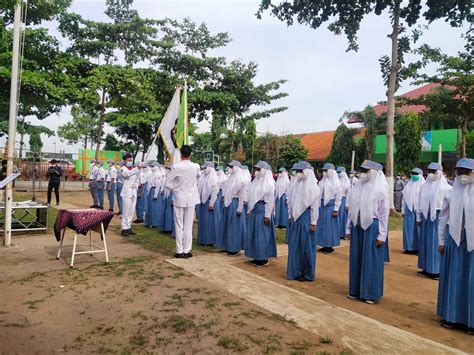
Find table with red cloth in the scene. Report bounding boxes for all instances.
[54,209,114,267]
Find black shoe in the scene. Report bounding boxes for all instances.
[133,219,144,224]
[227,251,240,256]
[317,247,326,253]
[466,327,474,335]
[248,259,258,264]
[121,230,130,236]
[417,270,428,278]
[431,273,440,280]
[108,209,113,212]
[128,229,137,235]
[324,247,335,254]
[174,253,184,258]
[440,319,455,329]
[347,294,358,300]
[90,205,95,208]
[296,277,311,282]
[340,236,346,240]
[255,260,269,268]
[183,252,193,259]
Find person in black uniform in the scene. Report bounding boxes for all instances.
[46,159,63,206]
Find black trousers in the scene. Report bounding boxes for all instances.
[47,181,60,204]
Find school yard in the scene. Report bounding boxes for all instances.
[0,191,473,354]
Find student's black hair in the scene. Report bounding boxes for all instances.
[180,145,192,158]
[123,153,134,160]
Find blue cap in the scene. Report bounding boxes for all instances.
[202,161,214,169]
[427,162,443,171]
[278,167,287,173]
[360,160,379,170]
[293,161,312,170]
[456,158,474,170]
[411,167,423,175]
[349,170,356,174]
[336,166,346,173]
[323,163,335,170]
[254,161,272,171]
[242,165,249,170]
[227,160,242,168]
[375,162,383,171]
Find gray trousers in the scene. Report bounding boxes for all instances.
[89,180,99,206]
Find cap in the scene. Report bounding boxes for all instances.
[411,167,423,175]
[242,165,249,170]
[455,158,474,170]
[375,162,383,171]
[360,159,379,170]
[108,160,115,164]
[278,167,287,173]
[349,170,356,174]
[227,160,242,168]
[427,162,443,171]
[201,161,214,169]
[322,163,335,170]
[336,166,346,173]
[254,161,272,171]
[50,159,58,164]
[89,159,96,163]
[293,161,312,170]
[97,160,103,165]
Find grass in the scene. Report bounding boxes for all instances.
[388,216,403,231]
[270,313,298,327]
[161,315,196,333]
[319,336,334,344]
[217,335,248,352]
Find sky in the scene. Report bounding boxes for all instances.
[1,0,469,155]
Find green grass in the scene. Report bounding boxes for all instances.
[388,216,403,231]
[319,336,333,344]
[161,315,196,333]
[217,335,248,352]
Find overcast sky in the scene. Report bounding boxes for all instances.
[2,0,468,155]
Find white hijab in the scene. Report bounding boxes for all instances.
[291,169,320,221]
[402,175,425,212]
[198,167,219,203]
[286,175,297,208]
[276,171,290,198]
[447,177,474,252]
[216,170,227,189]
[338,171,351,197]
[248,168,275,212]
[223,166,246,207]
[242,168,252,203]
[419,171,451,221]
[319,169,341,206]
[349,168,387,230]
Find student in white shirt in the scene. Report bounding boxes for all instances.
[120,153,140,236]
[96,161,107,209]
[89,160,100,208]
[165,145,200,258]
[106,160,117,212]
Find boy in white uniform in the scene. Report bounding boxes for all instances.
[106,160,117,212]
[165,145,200,258]
[120,153,140,236]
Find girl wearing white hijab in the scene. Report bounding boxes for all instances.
[346,160,389,304]
[437,158,474,334]
[401,167,425,254]
[285,168,298,244]
[287,161,321,281]
[417,162,451,279]
[275,167,290,228]
[197,161,221,246]
[214,161,247,256]
[316,163,342,254]
[144,162,162,228]
[245,161,277,267]
[159,165,174,233]
[215,167,227,215]
[337,166,351,240]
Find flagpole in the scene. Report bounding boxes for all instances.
[184,80,188,145]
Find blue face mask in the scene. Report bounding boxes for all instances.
[411,175,420,182]
[126,161,133,167]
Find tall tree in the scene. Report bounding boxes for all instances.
[327,123,356,168]
[57,105,99,150]
[257,0,471,209]
[395,112,422,173]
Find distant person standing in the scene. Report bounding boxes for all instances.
[401,168,425,254]
[89,160,99,208]
[46,159,62,206]
[106,160,117,212]
[197,161,221,246]
[337,166,351,240]
[96,161,106,209]
[120,153,140,236]
[116,161,124,215]
[165,145,200,258]
[394,175,405,212]
[275,167,290,229]
[134,163,147,224]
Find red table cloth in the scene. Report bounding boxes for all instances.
[54,209,115,241]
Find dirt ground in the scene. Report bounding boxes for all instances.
[0,191,345,354]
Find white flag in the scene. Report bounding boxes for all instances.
[158,87,181,162]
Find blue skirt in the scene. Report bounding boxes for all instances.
[403,206,419,251]
[275,194,288,228]
[197,197,221,245]
[418,210,441,274]
[144,188,163,228]
[161,193,174,233]
[285,219,292,244]
[245,203,277,260]
[338,196,347,238]
[287,209,317,281]
[214,198,246,252]
[349,219,385,302]
[437,229,474,328]
[316,198,340,247]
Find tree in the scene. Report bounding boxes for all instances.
[57,105,99,149]
[276,135,308,169]
[395,112,422,173]
[327,123,356,168]
[257,0,471,209]
[26,125,54,154]
[103,133,122,152]
[466,131,474,158]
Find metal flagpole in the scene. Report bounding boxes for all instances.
[438,144,442,165]
[351,150,355,171]
[4,2,23,247]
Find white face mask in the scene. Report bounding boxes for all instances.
[323,171,328,178]
[359,171,371,182]
[279,173,284,177]
[296,172,305,180]
[458,174,473,185]
[292,171,296,177]
[228,167,235,175]
[428,172,438,181]
[203,167,211,175]
[254,170,261,178]
[349,174,354,178]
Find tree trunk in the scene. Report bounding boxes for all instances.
[386,0,400,212]
[94,88,107,159]
[461,118,468,157]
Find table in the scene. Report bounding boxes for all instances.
[54,209,114,267]
[0,201,48,233]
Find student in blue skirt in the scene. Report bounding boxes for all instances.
[316,163,341,254]
[287,161,321,281]
[417,162,451,279]
[346,160,389,304]
[245,161,277,267]
[401,168,425,254]
[437,158,474,334]
[275,167,290,229]
[197,161,221,246]
[285,167,298,244]
[337,166,350,240]
[215,160,247,256]
[144,162,161,228]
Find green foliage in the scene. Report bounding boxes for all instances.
[327,124,356,167]
[395,112,422,173]
[103,133,121,152]
[25,125,54,153]
[57,105,98,149]
[276,135,308,169]
[466,131,474,158]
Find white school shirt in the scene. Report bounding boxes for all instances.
[106,166,117,183]
[97,167,107,182]
[90,165,99,180]
[165,159,200,208]
[120,167,140,198]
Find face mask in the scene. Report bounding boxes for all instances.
[349,174,354,178]
[291,171,296,176]
[254,170,261,178]
[296,172,304,180]
[279,173,284,177]
[126,161,133,167]
[459,174,473,185]
[427,172,438,181]
[359,172,371,182]
[411,175,420,182]
[228,167,235,175]
[203,167,210,175]
[323,171,328,178]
